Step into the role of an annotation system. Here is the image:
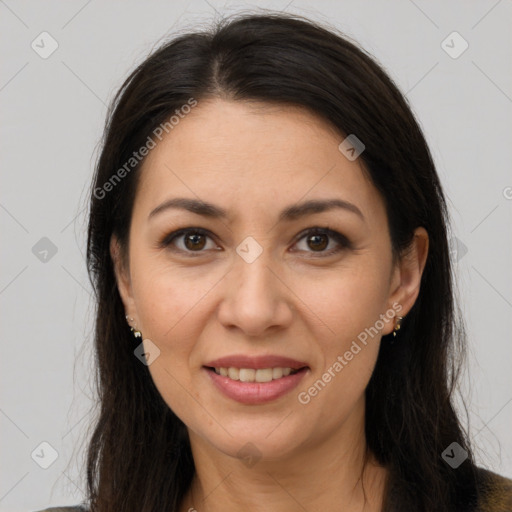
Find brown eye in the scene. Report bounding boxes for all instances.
[183,232,207,251]
[160,226,350,258]
[293,227,351,257]
[160,228,218,254]
[306,233,329,251]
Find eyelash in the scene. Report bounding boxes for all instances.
[158,226,352,258]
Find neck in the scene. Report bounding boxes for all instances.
[181,404,388,512]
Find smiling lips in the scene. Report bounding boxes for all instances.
[213,366,296,382]
[204,354,309,404]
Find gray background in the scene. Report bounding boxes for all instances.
[1,0,511,510]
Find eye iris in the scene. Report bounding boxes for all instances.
[175,230,337,253]
[308,233,328,251]
[184,232,206,251]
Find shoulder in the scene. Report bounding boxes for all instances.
[475,467,512,512]
[33,506,88,512]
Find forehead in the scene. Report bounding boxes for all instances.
[134,99,385,226]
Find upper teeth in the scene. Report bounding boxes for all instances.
[214,367,295,382]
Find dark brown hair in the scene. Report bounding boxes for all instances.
[85,11,479,511]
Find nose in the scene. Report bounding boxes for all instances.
[217,247,294,338]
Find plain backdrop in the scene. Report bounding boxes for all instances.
[1,0,511,510]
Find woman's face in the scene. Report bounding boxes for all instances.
[112,98,427,462]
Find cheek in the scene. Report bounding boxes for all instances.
[131,267,207,414]
[132,256,215,341]
[291,262,390,340]
[292,266,388,403]
[130,260,222,404]
[298,317,382,428]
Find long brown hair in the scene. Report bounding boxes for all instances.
[85,11,478,511]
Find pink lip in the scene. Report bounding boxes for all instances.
[205,354,308,370]
[204,366,308,405]
[203,355,310,405]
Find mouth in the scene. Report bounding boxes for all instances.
[205,366,306,382]
[203,357,309,404]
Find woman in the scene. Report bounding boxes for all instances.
[37,11,512,512]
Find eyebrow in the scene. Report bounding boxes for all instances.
[148,197,365,223]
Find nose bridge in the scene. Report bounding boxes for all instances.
[218,236,291,335]
[234,237,278,303]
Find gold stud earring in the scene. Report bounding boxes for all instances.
[393,316,404,337]
[125,315,142,338]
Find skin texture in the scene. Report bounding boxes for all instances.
[111,99,429,511]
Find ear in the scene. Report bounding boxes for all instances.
[110,235,137,320]
[381,227,429,335]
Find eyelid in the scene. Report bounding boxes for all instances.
[158,227,219,254]
[159,226,351,256]
[292,226,352,254]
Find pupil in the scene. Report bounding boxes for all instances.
[183,233,328,252]
[185,233,205,250]
[309,234,327,251]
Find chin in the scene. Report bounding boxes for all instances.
[191,420,306,463]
